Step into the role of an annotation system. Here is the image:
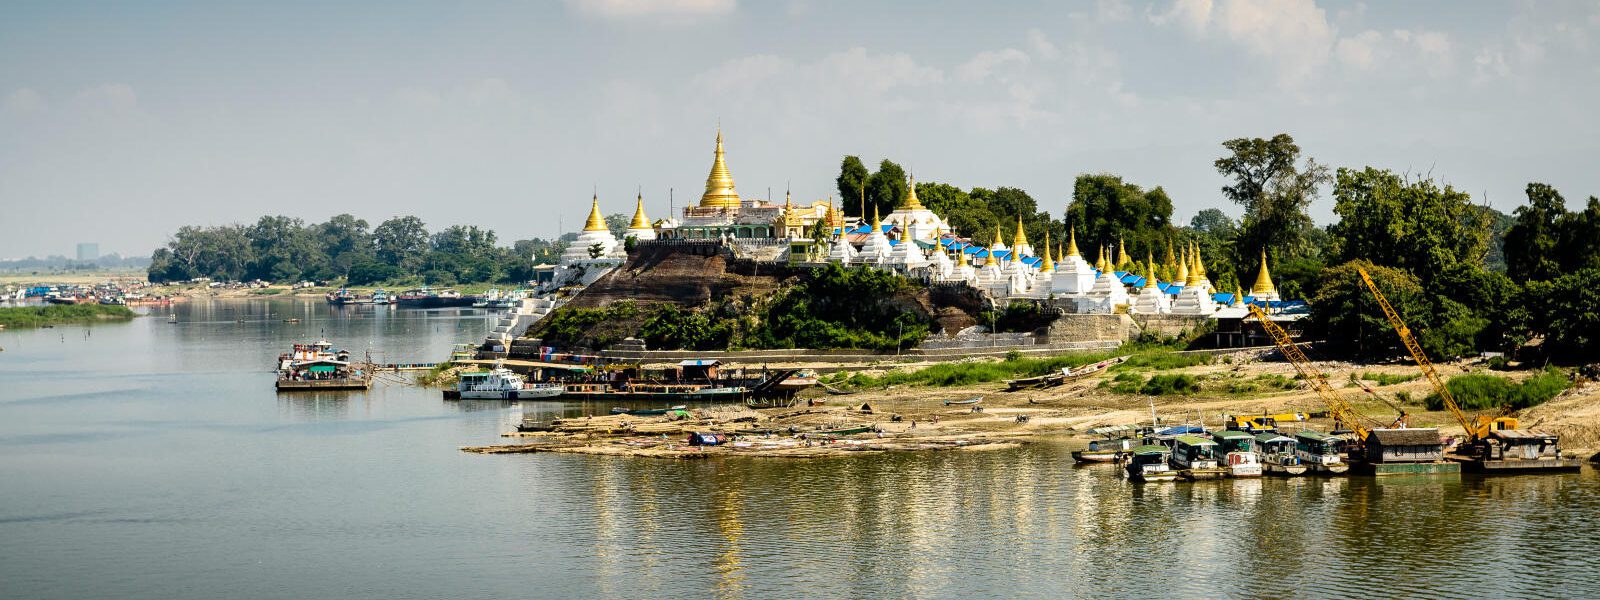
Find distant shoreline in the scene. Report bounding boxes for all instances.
[0,304,136,328]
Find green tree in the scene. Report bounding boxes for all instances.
[1528,268,1600,354]
[836,156,870,217]
[1309,261,1429,357]
[374,216,429,271]
[1214,134,1329,260]
[315,214,372,278]
[246,216,324,282]
[1327,167,1491,283]
[1066,174,1175,262]
[1502,183,1566,282]
[865,159,907,219]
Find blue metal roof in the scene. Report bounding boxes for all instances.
[1212,292,1235,304]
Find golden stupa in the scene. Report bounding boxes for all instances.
[1038,231,1054,273]
[699,128,741,209]
[629,193,650,229]
[584,194,607,231]
[1252,249,1277,296]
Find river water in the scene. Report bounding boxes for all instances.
[2,297,1597,599]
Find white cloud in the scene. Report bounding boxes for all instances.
[1335,29,1452,73]
[4,88,46,113]
[1334,30,1383,70]
[565,0,735,21]
[1148,0,1213,34]
[1026,29,1061,61]
[954,48,1030,83]
[72,84,138,114]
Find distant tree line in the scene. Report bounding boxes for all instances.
[147,214,566,286]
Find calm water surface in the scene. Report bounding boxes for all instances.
[2,297,1598,599]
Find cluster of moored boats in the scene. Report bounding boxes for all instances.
[1074,422,1351,482]
[324,287,526,309]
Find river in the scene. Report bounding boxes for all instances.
[1,297,1597,599]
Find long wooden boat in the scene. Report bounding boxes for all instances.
[1073,437,1136,464]
[944,396,982,406]
[611,405,688,416]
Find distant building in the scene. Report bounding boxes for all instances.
[76,243,99,261]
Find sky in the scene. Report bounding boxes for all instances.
[2,0,1598,258]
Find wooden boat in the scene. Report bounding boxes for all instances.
[808,425,874,437]
[1212,430,1264,477]
[1123,445,1179,482]
[610,405,688,416]
[1171,435,1227,480]
[944,396,982,406]
[1255,432,1308,476]
[1294,431,1351,474]
[1073,435,1137,464]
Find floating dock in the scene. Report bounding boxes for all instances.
[1450,454,1583,473]
[275,378,372,391]
[1355,461,1461,476]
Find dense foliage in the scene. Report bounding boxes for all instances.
[0,304,135,328]
[1425,369,1570,412]
[147,214,563,285]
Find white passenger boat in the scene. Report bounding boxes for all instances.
[1212,430,1264,477]
[1295,431,1351,474]
[449,368,563,400]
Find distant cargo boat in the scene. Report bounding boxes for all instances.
[396,287,474,308]
[275,340,372,391]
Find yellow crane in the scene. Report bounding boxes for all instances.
[1355,267,1516,443]
[1246,304,1376,440]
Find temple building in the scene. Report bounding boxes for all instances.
[561,195,623,264]
[656,129,832,240]
[625,193,657,242]
[881,175,952,244]
[1250,249,1280,301]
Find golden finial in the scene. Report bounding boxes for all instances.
[1234,283,1245,307]
[825,196,843,229]
[993,224,1004,248]
[583,194,607,232]
[983,247,998,267]
[1144,252,1158,289]
[1039,231,1054,273]
[1012,214,1029,250]
[629,192,650,229]
[1117,237,1130,268]
[1057,241,1065,265]
[957,246,970,266]
[872,205,882,233]
[1252,248,1277,296]
[700,128,740,209]
[1066,227,1080,257]
[1164,237,1177,272]
[1176,245,1190,285]
[1193,242,1208,281]
[903,172,924,210]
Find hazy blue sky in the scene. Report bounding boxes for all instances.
[2,0,1597,258]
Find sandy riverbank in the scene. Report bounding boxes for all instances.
[462,357,1600,460]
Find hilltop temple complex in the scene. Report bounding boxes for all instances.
[544,129,1300,320]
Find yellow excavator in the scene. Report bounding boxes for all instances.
[1356,267,1579,472]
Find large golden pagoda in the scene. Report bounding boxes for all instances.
[699,128,741,209]
[629,193,650,229]
[1252,249,1277,297]
[903,174,924,210]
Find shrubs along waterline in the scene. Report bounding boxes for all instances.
[824,344,1210,392]
[0,304,136,328]
[1424,369,1571,412]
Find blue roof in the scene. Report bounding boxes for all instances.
[1212,292,1235,304]
[1160,282,1182,295]
[1022,256,1041,266]
[1118,273,1141,285]
[963,245,982,255]
[1155,425,1206,436]
[887,239,901,246]
[678,359,721,366]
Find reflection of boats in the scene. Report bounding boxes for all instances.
[1212,430,1264,477]
[1255,432,1308,476]
[1123,445,1178,482]
[445,368,563,400]
[275,340,372,391]
[944,396,982,406]
[610,405,687,416]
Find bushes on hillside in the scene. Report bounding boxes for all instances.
[1425,369,1570,412]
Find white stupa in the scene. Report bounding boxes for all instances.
[1050,230,1096,295]
[1132,259,1171,315]
[562,195,621,264]
[624,192,657,242]
[855,208,893,264]
[1250,249,1280,302]
[882,174,953,244]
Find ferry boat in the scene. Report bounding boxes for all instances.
[1171,435,1226,480]
[370,289,392,305]
[275,340,372,391]
[445,368,563,400]
[1123,445,1179,482]
[1295,431,1351,474]
[471,289,501,308]
[1255,432,1308,476]
[1212,430,1264,477]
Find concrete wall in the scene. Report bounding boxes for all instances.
[1043,313,1140,344]
[1129,314,1210,338]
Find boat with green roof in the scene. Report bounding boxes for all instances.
[1171,435,1226,480]
[1122,445,1178,482]
[1294,431,1350,474]
[1212,430,1263,477]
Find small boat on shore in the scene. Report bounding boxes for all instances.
[1123,445,1179,482]
[610,405,687,416]
[808,425,875,437]
[944,396,982,406]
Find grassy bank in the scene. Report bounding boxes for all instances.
[0,304,136,328]
[1426,369,1571,412]
[821,344,1207,390]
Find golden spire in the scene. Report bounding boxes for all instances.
[1234,283,1246,307]
[1144,252,1158,289]
[825,196,842,229]
[629,192,650,229]
[1039,231,1054,273]
[993,224,1004,248]
[1164,237,1177,272]
[583,194,607,231]
[1176,245,1190,285]
[1252,248,1277,296]
[1058,241,1065,265]
[983,247,998,267]
[1185,244,1202,287]
[781,190,802,226]
[903,173,924,210]
[1066,228,1080,257]
[1012,215,1029,250]
[1117,237,1130,268]
[871,205,882,234]
[957,245,970,266]
[699,128,741,209]
[1193,242,1208,279]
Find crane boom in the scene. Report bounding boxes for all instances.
[1355,267,1477,438]
[1247,304,1370,439]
